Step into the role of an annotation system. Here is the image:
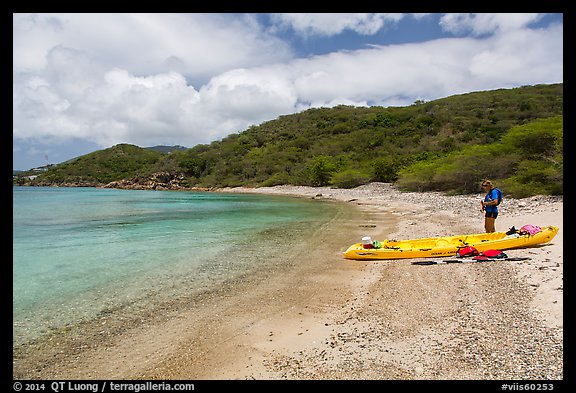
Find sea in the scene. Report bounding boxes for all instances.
[12,186,344,346]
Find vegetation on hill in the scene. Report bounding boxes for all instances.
[29,144,165,186]
[145,145,188,154]
[22,83,563,197]
[397,116,562,197]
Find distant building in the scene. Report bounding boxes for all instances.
[31,164,55,172]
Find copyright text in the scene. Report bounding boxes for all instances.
[12,382,195,393]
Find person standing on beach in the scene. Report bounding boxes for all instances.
[480,180,502,233]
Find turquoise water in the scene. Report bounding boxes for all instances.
[13,186,340,345]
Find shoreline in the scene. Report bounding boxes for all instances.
[14,183,563,380]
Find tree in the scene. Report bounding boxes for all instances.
[307,156,335,186]
[372,158,399,182]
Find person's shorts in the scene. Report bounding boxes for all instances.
[485,211,498,219]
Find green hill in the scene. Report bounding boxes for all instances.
[26,83,563,196]
[29,144,166,186]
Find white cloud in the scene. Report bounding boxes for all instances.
[439,13,545,36]
[200,67,298,117]
[270,13,404,36]
[468,23,563,85]
[13,13,293,81]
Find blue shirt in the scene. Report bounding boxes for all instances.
[484,189,500,213]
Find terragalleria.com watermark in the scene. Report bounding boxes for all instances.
[13,381,195,393]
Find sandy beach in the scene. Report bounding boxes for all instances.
[13,183,562,380]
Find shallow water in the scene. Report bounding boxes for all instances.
[13,186,342,345]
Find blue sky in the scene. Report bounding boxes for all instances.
[13,13,563,170]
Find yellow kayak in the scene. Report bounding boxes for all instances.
[343,225,559,260]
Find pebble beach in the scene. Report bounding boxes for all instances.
[218,183,563,380]
[13,183,563,381]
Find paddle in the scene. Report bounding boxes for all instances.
[412,257,531,265]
